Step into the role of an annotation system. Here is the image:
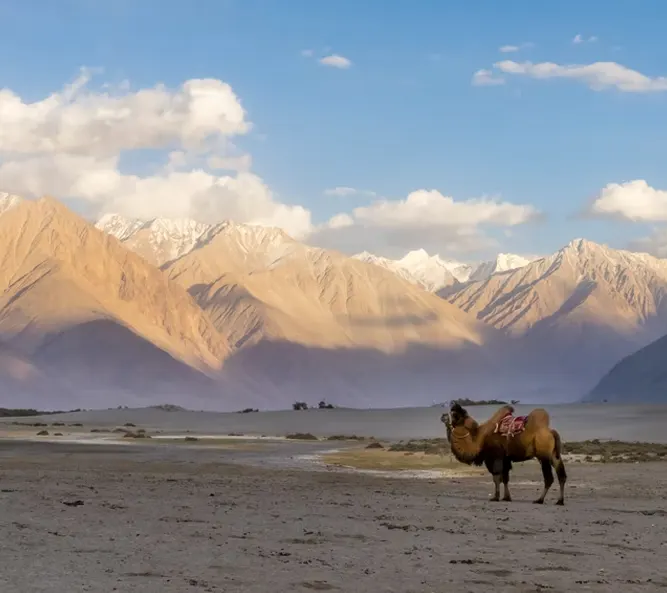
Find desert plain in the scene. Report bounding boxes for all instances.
[1,432,666,593]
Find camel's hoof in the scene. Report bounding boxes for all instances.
[490,496,500,502]
[533,499,544,505]
[555,499,564,506]
[502,497,512,502]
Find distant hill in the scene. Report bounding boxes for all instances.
[585,332,667,403]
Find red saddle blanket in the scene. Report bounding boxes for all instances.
[494,413,527,437]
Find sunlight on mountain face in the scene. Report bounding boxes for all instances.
[0,194,665,409]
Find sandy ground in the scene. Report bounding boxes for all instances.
[1,440,667,593]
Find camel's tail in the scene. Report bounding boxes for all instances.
[551,429,563,460]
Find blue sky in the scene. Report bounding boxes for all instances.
[1,0,667,261]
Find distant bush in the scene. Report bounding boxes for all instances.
[452,398,508,407]
[318,400,335,409]
[292,402,308,411]
[36,430,49,436]
[286,432,318,440]
[0,408,81,417]
[238,408,259,414]
[366,441,384,449]
[326,435,366,441]
[123,431,151,439]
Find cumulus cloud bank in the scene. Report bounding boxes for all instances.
[0,69,538,256]
[0,68,313,238]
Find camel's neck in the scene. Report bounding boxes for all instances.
[449,423,481,465]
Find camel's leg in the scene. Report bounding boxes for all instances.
[553,458,566,506]
[486,458,503,502]
[502,458,512,502]
[491,473,501,502]
[533,459,554,504]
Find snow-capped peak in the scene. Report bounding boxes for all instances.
[0,192,23,216]
[469,253,534,282]
[398,249,431,264]
[353,249,466,292]
[95,213,145,241]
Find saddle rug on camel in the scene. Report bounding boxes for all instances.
[494,412,527,437]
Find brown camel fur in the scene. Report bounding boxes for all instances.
[441,402,567,505]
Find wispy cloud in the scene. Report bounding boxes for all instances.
[499,42,534,53]
[490,60,667,93]
[572,34,598,45]
[325,187,377,198]
[300,49,314,58]
[319,54,352,69]
[471,69,505,87]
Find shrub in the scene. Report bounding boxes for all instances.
[286,432,318,440]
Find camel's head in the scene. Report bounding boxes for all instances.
[448,402,469,428]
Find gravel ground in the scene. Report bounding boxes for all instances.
[1,440,666,592]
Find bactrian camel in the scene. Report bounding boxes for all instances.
[441,402,567,505]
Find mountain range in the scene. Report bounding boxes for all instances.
[1,194,666,408]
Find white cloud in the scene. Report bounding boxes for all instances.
[301,49,314,57]
[308,189,539,256]
[499,42,533,53]
[0,68,250,156]
[493,60,667,92]
[350,190,537,228]
[326,213,354,229]
[324,186,376,198]
[572,34,598,45]
[589,180,667,222]
[472,69,505,87]
[0,70,312,238]
[319,54,352,69]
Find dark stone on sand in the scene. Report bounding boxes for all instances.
[365,442,384,449]
[36,430,49,436]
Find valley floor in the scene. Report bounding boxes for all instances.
[1,441,666,592]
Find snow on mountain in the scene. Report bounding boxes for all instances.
[95,212,300,267]
[352,249,536,291]
[96,213,146,241]
[446,238,667,398]
[469,253,535,282]
[353,249,467,292]
[96,213,212,265]
[352,251,425,285]
[0,192,23,216]
[202,220,297,268]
